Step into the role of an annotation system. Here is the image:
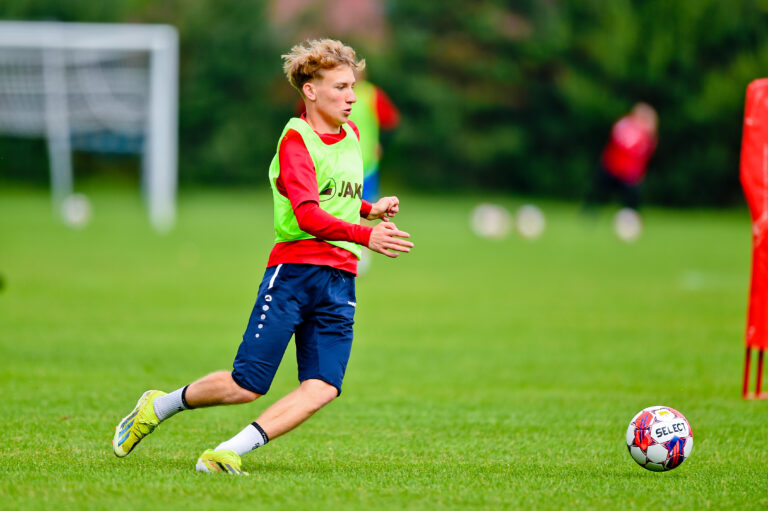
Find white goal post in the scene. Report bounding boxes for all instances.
[0,21,178,231]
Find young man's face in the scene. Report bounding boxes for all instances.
[304,65,357,130]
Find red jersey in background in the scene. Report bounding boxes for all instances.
[601,116,657,184]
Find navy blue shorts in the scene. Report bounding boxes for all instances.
[231,263,356,396]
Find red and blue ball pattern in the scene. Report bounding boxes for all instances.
[626,405,693,472]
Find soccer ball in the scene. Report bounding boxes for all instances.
[470,203,512,240]
[626,405,693,472]
[613,208,642,242]
[515,204,545,239]
[61,193,92,228]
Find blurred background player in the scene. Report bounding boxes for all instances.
[349,74,399,272]
[348,72,400,203]
[585,102,658,212]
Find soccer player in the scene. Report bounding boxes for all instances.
[585,102,658,211]
[111,39,414,475]
[348,74,400,203]
[349,75,400,274]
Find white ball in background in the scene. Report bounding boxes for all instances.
[614,208,642,242]
[470,203,512,240]
[61,193,92,228]
[515,204,545,239]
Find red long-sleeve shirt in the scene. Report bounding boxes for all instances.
[267,117,373,275]
[373,87,400,130]
[601,116,657,184]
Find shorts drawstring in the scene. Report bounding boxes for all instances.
[331,268,346,283]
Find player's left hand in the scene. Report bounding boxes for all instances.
[367,196,399,221]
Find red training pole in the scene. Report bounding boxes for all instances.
[740,78,768,399]
[743,346,752,398]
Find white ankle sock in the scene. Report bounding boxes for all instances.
[214,422,269,456]
[152,386,189,422]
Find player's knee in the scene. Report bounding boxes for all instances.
[221,371,259,403]
[300,379,338,410]
[233,385,260,403]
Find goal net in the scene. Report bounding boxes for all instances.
[0,21,178,231]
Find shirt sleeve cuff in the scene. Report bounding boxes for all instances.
[360,199,372,218]
[352,224,373,247]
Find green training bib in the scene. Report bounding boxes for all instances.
[268,117,364,259]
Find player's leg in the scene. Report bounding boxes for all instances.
[622,182,641,211]
[249,378,338,440]
[250,268,355,440]
[183,371,259,407]
[198,330,341,474]
[113,373,262,457]
[197,266,355,474]
[113,264,297,458]
[583,165,612,213]
[196,324,339,474]
[195,312,298,473]
[197,335,348,474]
[196,264,308,473]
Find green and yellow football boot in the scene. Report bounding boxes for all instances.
[112,390,165,457]
[195,449,248,475]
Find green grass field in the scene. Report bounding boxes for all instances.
[2,186,767,510]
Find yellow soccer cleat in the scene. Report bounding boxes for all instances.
[112,390,165,457]
[195,449,249,475]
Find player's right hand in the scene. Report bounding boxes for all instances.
[368,222,413,258]
[367,196,400,221]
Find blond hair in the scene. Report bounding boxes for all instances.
[282,39,365,93]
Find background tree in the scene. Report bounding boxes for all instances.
[1,0,767,206]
